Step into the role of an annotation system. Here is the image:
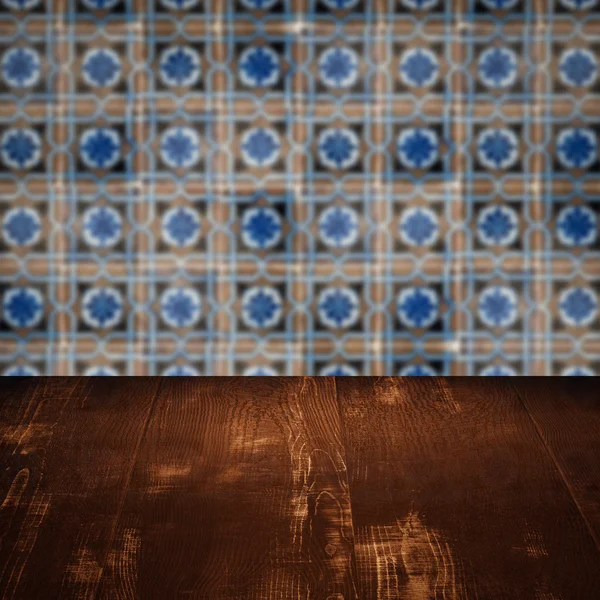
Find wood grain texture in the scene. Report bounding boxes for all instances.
[97,377,358,600]
[513,378,600,550]
[0,377,160,599]
[337,377,600,600]
[1,377,600,600]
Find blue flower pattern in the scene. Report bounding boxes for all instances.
[2,0,600,376]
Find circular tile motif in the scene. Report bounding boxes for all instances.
[556,128,598,170]
[240,0,279,9]
[160,287,202,328]
[159,46,202,87]
[400,0,439,9]
[477,205,519,246]
[559,287,597,327]
[478,286,519,328]
[318,287,360,329]
[244,365,278,376]
[160,127,201,169]
[399,207,439,247]
[478,47,518,89]
[397,287,439,329]
[480,365,517,376]
[318,47,360,89]
[2,0,41,9]
[559,48,597,88]
[397,128,439,170]
[3,365,40,376]
[82,206,122,249]
[561,366,595,376]
[2,207,42,247]
[85,366,119,376]
[477,128,519,170]
[242,286,283,329]
[481,0,519,9]
[80,128,121,170]
[399,364,437,376]
[241,206,282,249]
[320,0,360,10]
[1,128,42,170]
[320,364,358,376]
[82,48,121,88]
[559,0,598,9]
[556,205,597,247]
[3,287,43,329]
[82,287,123,329]
[239,46,280,87]
[162,364,201,376]
[82,0,121,10]
[159,0,200,9]
[241,127,281,168]
[161,206,202,248]
[319,206,359,248]
[2,47,41,88]
[318,128,360,170]
[399,48,439,88]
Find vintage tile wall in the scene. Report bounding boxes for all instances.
[1,0,599,375]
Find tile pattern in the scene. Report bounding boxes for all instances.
[1,0,599,375]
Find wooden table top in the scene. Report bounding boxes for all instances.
[0,377,599,599]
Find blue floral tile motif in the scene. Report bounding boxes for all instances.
[3,287,43,329]
[242,207,282,249]
[82,49,122,88]
[82,287,123,329]
[478,47,518,89]
[319,48,360,89]
[477,128,519,170]
[80,128,121,170]
[161,207,202,248]
[239,47,280,88]
[399,48,439,88]
[397,128,439,170]
[159,46,202,88]
[241,127,281,167]
[160,127,201,169]
[318,287,360,329]
[82,206,122,249]
[478,286,519,329]
[2,0,600,375]
[559,287,598,327]
[399,207,439,247]
[557,128,598,170]
[556,206,597,247]
[319,206,359,248]
[319,128,360,170]
[2,207,42,247]
[559,49,597,88]
[2,47,41,88]
[397,287,439,329]
[477,205,519,247]
[1,128,41,170]
[160,287,202,329]
[241,286,283,329]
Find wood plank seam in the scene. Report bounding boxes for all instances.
[510,380,600,553]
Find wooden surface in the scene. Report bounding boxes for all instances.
[0,378,598,600]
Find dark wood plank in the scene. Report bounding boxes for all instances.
[0,377,160,599]
[513,378,600,550]
[337,377,600,600]
[97,377,358,600]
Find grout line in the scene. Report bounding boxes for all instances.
[510,379,600,553]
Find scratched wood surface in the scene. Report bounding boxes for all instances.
[0,377,599,600]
